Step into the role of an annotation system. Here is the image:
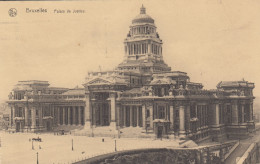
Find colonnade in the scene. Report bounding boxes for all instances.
[54,106,84,126]
[126,43,162,56]
[121,106,143,127]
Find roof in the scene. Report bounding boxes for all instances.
[150,77,176,85]
[17,80,49,85]
[84,76,127,86]
[122,88,142,94]
[217,80,254,88]
[132,5,154,24]
[62,88,85,95]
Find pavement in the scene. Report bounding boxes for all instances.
[0,131,181,164]
[224,126,260,164]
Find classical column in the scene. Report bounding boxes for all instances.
[78,107,81,125]
[84,93,91,128]
[57,107,60,125]
[214,104,220,126]
[148,43,151,54]
[142,105,146,129]
[241,104,244,123]
[170,105,174,130]
[249,103,253,121]
[39,106,43,128]
[24,106,29,127]
[179,105,185,133]
[68,107,71,125]
[130,106,133,127]
[73,106,76,125]
[63,107,66,125]
[8,105,12,128]
[31,106,36,130]
[149,105,153,129]
[116,106,120,127]
[124,106,127,127]
[137,107,139,127]
[100,105,103,126]
[231,101,238,124]
[12,106,15,127]
[185,105,191,132]
[110,92,116,128]
[92,104,96,127]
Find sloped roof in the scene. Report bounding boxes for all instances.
[122,88,142,94]
[150,77,176,85]
[62,88,85,95]
[217,81,254,88]
[85,76,127,86]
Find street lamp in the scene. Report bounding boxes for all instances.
[72,139,74,151]
[32,140,34,150]
[36,152,39,164]
[114,139,117,152]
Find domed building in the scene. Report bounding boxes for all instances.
[6,5,255,141]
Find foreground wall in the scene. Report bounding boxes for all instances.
[73,141,238,164]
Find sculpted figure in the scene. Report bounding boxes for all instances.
[8,92,13,100]
[169,84,174,96]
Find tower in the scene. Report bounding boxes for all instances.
[117,5,171,74]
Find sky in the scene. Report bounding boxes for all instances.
[0,0,260,105]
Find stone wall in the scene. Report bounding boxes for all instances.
[236,141,260,164]
[73,148,220,164]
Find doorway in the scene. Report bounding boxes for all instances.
[16,122,20,132]
[46,121,51,131]
[157,126,163,138]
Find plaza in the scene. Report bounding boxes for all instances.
[0,131,181,164]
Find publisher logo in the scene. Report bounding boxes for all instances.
[9,8,17,17]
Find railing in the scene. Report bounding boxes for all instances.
[66,140,238,164]
[236,141,260,164]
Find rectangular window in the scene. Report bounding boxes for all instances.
[158,106,165,119]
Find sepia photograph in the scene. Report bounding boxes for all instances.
[0,0,260,163]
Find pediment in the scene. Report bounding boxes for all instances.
[151,79,168,85]
[87,78,112,85]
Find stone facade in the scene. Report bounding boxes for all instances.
[6,6,255,141]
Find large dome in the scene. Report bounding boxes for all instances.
[132,5,154,24]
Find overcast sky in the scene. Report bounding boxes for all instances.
[0,0,259,104]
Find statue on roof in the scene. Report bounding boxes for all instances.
[8,92,13,100]
[127,31,131,37]
[169,84,174,96]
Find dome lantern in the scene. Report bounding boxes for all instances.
[140,4,146,14]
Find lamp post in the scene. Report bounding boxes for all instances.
[32,140,34,150]
[114,139,117,152]
[36,152,39,164]
[72,139,74,151]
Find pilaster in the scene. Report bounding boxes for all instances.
[109,92,116,128]
[130,106,133,127]
[31,106,36,131]
[149,105,153,129]
[63,107,66,125]
[142,105,146,129]
[137,106,139,127]
[170,105,174,130]
[84,93,91,128]
[24,105,29,128]
[231,100,238,124]
[179,105,186,138]
[78,106,81,125]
